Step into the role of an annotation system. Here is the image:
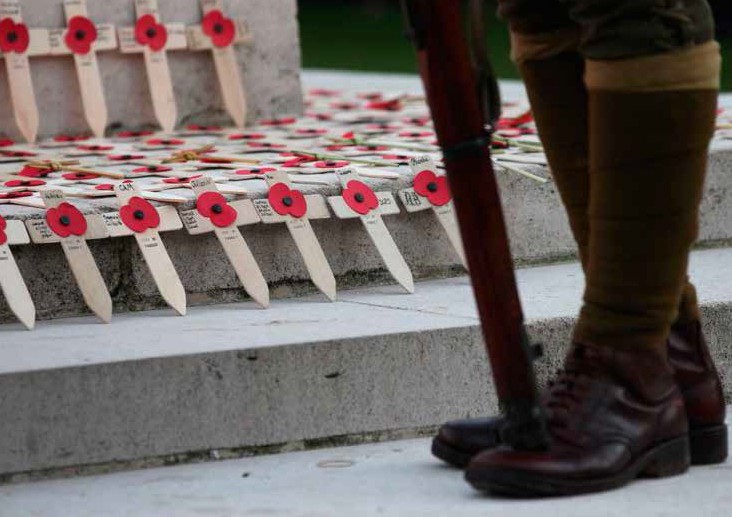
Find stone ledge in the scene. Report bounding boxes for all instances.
[0,247,730,477]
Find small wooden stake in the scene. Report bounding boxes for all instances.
[0,216,35,329]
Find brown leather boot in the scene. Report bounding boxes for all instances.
[431,321,727,468]
[464,342,690,496]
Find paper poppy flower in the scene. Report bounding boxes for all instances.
[0,18,29,54]
[1,150,35,158]
[308,88,339,97]
[259,117,296,126]
[294,128,328,136]
[0,214,7,245]
[314,160,349,169]
[54,134,89,143]
[186,124,222,132]
[413,170,451,207]
[199,157,233,164]
[228,132,265,141]
[246,142,286,149]
[196,191,237,228]
[268,183,307,218]
[115,130,154,138]
[62,172,100,181]
[342,180,379,215]
[162,175,202,184]
[145,138,184,147]
[497,110,533,129]
[0,190,33,200]
[201,9,236,48]
[77,144,113,152]
[325,145,346,152]
[399,130,434,138]
[4,179,45,188]
[135,14,167,51]
[307,112,333,121]
[329,101,358,110]
[366,99,402,111]
[132,165,172,174]
[0,138,14,147]
[119,196,160,233]
[94,180,132,191]
[234,167,275,176]
[46,202,87,238]
[108,154,145,161]
[18,165,50,178]
[282,155,317,168]
[357,145,389,152]
[65,16,97,55]
[403,116,431,126]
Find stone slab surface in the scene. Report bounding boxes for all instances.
[0,247,730,477]
[1,430,731,517]
[0,0,303,140]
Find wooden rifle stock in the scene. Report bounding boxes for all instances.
[401,0,548,450]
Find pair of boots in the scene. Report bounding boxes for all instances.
[433,43,726,496]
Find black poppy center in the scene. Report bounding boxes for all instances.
[282,196,293,207]
[325,161,337,166]
[426,182,438,193]
[147,166,158,172]
[354,193,365,203]
[133,210,145,220]
[59,215,71,226]
[146,27,157,39]
[7,31,17,43]
[213,23,224,34]
[211,204,223,214]
[75,29,86,41]
[120,155,133,160]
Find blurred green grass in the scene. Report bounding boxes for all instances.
[299,2,731,91]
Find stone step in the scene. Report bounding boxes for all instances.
[1,246,730,480]
[1,426,730,516]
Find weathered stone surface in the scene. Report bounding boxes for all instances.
[0,248,729,477]
[0,0,303,140]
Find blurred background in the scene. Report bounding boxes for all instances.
[299,0,731,90]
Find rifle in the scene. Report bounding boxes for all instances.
[400,0,549,451]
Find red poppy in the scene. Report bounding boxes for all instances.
[365,123,401,132]
[54,134,89,142]
[65,16,97,55]
[398,130,434,138]
[342,180,379,215]
[145,138,184,146]
[77,144,113,152]
[259,117,296,126]
[294,128,328,136]
[132,165,172,174]
[0,190,33,200]
[46,202,87,238]
[325,145,347,152]
[358,92,383,101]
[94,180,132,191]
[119,196,160,233]
[267,183,307,218]
[228,132,265,140]
[108,154,145,161]
[309,88,339,97]
[201,9,236,48]
[62,172,100,181]
[366,99,402,111]
[135,14,167,51]
[0,18,30,54]
[403,116,431,126]
[196,191,237,228]
[330,101,358,110]
[4,179,45,187]
[282,155,317,168]
[413,170,451,207]
[0,138,14,147]
[357,145,389,152]
[186,124,222,131]
[18,165,50,178]
[307,112,333,121]
[1,150,35,158]
[115,130,154,138]
[0,214,6,245]
[234,167,275,176]
[162,175,202,184]
[314,160,349,169]
[199,157,233,164]
[497,110,533,129]
[246,142,286,149]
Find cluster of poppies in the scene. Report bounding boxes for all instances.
[0,9,238,57]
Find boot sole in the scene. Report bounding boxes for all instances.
[433,423,728,469]
[465,435,690,497]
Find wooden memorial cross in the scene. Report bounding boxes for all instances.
[188,0,252,128]
[103,182,187,315]
[182,177,269,308]
[0,0,51,143]
[0,213,35,329]
[400,156,466,268]
[328,167,414,293]
[48,0,118,138]
[26,190,112,322]
[118,0,189,132]
[254,170,336,301]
